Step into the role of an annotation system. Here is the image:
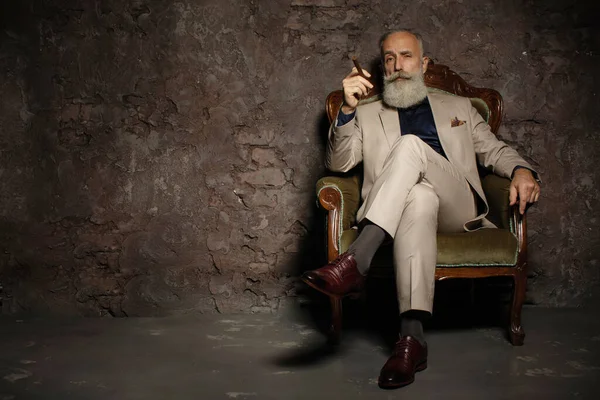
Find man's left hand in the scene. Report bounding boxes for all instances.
[509,168,540,215]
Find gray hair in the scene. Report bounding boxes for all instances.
[379,30,425,59]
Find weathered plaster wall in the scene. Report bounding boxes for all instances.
[0,0,598,315]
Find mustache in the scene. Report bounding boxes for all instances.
[384,71,414,82]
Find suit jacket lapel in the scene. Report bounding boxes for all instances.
[378,104,400,148]
[427,93,451,158]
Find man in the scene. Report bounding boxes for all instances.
[302,30,541,389]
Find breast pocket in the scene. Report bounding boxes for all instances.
[444,124,476,165]
[450,124,469,134]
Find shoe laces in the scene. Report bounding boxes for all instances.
[393,338,412,355]
[326,254,351,280]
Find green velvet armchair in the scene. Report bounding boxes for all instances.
[316,63,529,346]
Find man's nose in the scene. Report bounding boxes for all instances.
[394,58,403,72]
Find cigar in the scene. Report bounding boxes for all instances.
[352,56,368,79]
[352,56,373,97]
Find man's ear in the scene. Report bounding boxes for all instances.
[422,56,430,73]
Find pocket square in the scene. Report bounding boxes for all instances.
[451,116,466,127]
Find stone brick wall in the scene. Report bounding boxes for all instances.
[0,0,598,315]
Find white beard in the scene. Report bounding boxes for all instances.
[382,69,428,109]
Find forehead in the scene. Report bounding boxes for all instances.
[382,32,420,54]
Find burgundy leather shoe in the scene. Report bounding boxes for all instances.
[378,336,428,389]
[301,252,365,297]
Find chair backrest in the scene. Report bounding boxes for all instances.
[326,63,503,134]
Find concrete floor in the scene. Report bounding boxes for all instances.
[1,306,599,400]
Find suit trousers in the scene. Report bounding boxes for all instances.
[362,134,477,314]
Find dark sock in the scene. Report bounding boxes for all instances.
[347,222,386,275]
[400,310,429,345]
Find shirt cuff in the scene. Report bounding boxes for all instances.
[336,109,356,127]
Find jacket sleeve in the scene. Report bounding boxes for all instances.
[467,98,540,181]
[325,109,363,172]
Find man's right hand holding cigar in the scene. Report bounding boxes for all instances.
[341,67,374,115]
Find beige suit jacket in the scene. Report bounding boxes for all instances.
[326,90,536,231]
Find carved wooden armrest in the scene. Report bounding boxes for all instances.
[316,175,361,260]
[511,205,528,271]
[480,174,529,270]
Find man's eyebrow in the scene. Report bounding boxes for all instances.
[383,49,413,56]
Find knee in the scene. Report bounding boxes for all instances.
[389,134,426,159]
[406,184,439,218]
[392,134,424,149]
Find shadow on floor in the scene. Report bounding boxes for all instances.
[276,276,517,367]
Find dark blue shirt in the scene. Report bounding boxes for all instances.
[336,98,446,158]
[398,97,446,158]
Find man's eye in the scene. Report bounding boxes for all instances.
[386,58,393,63]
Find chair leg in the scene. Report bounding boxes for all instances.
[328,296,343,344]
[509,271,526,346]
